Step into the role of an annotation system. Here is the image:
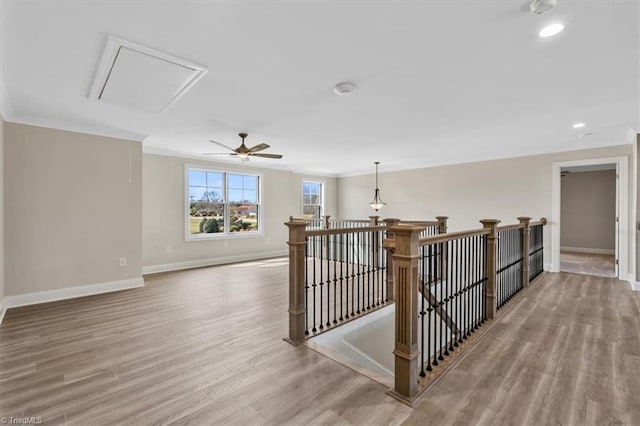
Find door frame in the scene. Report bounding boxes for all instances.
[551,156,629,280]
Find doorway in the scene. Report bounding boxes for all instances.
[551,156,629,280]
[559,164,617,278]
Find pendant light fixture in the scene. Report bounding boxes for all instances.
[369,161,386,212]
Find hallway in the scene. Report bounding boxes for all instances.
[0,261,638,425]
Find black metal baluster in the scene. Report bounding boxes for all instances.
[451,240,462,346]
[356,231,361,315]
[305,236,310,335]
[420,245,426,377]
[498,232,503,308]
[351,232,355,317]
[376,229,381,305]
[447,240,454,353]
[332,234,337,325]
[312,235,317,333]
[468,236,473,330]
[443,240,450,357]
[366,231,371,310]
[483,234,487,322]
[427,244,434,371]
[469,235,480,330]
[438,242,444,362]
[319,234,324,330]
[509,230,513,301]
[464,236,470,339]
[326,234,332,327]
[339,233,344,321]
[346,232,350,319]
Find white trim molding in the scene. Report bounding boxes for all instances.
[560,247,616,256]
[632,282,640,291]
[551,156,630,281]
[2,277,144,311]
[143,250,287,275]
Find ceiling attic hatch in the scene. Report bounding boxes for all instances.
[89,35,207,112]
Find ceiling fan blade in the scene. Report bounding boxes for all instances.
[248,143,270,153]
[209,140,237,152]
[251,153,283,159]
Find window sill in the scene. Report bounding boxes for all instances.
[185,232,264,242]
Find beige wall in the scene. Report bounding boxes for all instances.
[338,144,633,271]
[4,123,142,295]
[0,115,4,303]
[561,170,616,252]
[142,154,337,271]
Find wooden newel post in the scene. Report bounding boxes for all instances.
[382,218,401,301]
[390,224,424,402]
[285,218,308,344]
[480,219,500,321]
[369,215,380,226]
[436,216,449,234]
[323,215,331,229]
[518,217,531,287]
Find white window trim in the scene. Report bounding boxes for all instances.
[301,179,325,219]
[185,163,264,242]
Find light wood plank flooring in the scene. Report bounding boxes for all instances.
[1,259,638,425]
[561,251,616,278]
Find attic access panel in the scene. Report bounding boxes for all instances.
[89,36,207,112]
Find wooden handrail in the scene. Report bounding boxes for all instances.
[306,225,387,237]
[530,217,547,227]
[496,223,524,231]
[418,228,489,246]
[400,220,439,226]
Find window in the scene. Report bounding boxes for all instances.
[187,166,261,239]
[302,181,323,219]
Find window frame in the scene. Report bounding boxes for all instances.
[301,179,325,219]
[185,164,263,241]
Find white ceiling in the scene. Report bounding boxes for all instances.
[1,1,638,176]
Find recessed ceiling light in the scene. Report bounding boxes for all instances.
[539,23,564,38]
[572,122,586,129]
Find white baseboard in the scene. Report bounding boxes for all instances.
[142,250,288,275]
[0,298,7,326]
[544,262,552,272]
[561,246,615,256]
[2,277,145,312]
[632,282,640,292]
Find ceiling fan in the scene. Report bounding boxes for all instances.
[204,133,283,162]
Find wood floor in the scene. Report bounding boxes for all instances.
[1,259,639,425]
[560,251,616,278]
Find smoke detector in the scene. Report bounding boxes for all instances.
[530,0,557,15]
[333,82,355,96]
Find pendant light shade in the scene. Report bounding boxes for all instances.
[369,161,386,212]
